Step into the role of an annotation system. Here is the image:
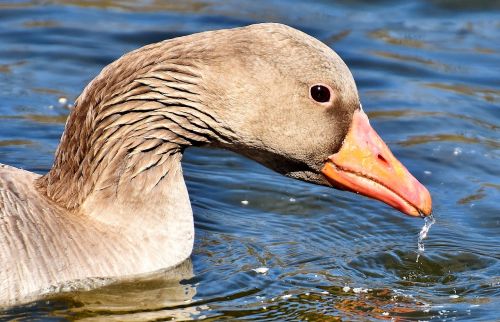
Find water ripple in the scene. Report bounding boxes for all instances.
[0,0,498,320]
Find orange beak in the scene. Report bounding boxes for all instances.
[321,109,432,217]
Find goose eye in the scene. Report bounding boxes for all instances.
[310,85,331,103]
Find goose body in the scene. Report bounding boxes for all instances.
[0,23,431,305]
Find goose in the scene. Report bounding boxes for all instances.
[0,23,431,306]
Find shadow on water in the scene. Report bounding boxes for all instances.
[0,0,499,320]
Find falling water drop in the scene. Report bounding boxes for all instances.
[416,213,435,262]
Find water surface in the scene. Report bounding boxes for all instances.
[0,0,499,321]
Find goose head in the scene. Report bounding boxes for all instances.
[197,24,432,216]
[42,23,431,217]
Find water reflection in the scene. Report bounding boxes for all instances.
[372,50,455,73]
[458,182,500,205]
[0,0,211,13]
[425,82,499,102]
[400,133,500,149]
[0,139,33,147]
[369,29,427,48]
[24,260,201,321]
[322,29,352,45]
[0,61,27,74]
[367,109,499,131]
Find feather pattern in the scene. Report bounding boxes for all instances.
[0,23,361,305]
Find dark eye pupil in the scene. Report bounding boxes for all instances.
[311,85,330,103]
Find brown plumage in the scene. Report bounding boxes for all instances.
[0,23,390,305]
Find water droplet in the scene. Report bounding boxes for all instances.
[416,213,435,262]
[58,97,68,105]
[252,267,268,274]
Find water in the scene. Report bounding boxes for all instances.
[0,0,498,320]
[416,214,436,263]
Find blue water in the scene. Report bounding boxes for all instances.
[0,1,499,320]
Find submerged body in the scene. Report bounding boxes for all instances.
[0,23,431,305]
[0,163,193,303]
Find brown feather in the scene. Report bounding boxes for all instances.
[1,23,360,305]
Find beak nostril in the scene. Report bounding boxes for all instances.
[377,154,388,165]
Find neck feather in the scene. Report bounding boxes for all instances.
[37,41,232,209]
